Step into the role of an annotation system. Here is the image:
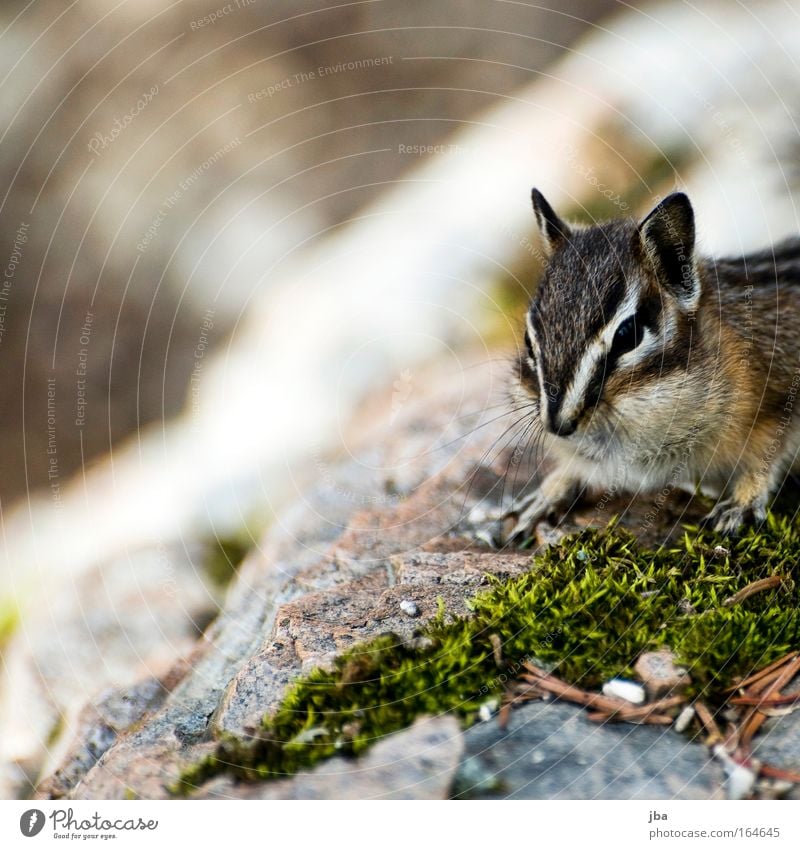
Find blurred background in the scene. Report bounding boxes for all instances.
[0,0,616,507]
[3,0,800,797]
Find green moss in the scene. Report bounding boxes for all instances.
[204,531,257,589]
[175,514,800,794]
[0,599,18,650]
[45,713,66,749]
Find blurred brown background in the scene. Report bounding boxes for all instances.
[0,0,616,507]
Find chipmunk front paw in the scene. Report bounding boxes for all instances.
[702,498,767,537]
[501,472,581,544]
[504,491,560,543]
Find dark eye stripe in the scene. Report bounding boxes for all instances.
[608,296,662,363]
[609,313,645,359]
[584,299,662,407]
[524,328,534,359]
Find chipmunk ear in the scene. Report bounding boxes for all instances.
[531,188,571,253]
[639,192,699,308]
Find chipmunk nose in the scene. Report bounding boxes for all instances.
[544,389,578,436]
[552,417,578,437]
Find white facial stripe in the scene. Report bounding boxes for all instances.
[614,298,672,370]
[524,310,538,355]
[560,334,607,422]
[560,286,654,422]
[525,311,550,419]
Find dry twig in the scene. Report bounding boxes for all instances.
[722,576,786,607]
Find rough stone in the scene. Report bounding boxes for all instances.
[24,359,726,800]
[750,673,800,798]
[454,700,726,800]
[35,677,171,800]
[635,651,692,701]
[197,716,463,800]
[0,544,213,799]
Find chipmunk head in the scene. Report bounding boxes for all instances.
[518,189,699,456]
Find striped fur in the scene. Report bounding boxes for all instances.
[509,190,800,537]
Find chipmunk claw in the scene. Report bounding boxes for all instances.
[702,499,766,537]
[500,491,558,545]
[498,473,583,545]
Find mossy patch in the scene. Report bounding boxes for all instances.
[0,599,18,650]
[175,514,800,793]
[203,519,267,589]
[205,535,251,589]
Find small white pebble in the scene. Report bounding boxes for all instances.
[765,779,794,796]
[726,764,756,800]
[712,744,757,800]
[399,599,419,618]
[674,705,696,733]
[713,545,730,557]
[478,699,498,722]
[602,679,646,704]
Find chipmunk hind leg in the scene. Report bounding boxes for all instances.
[703,460,780,536]
[704,489,768,536]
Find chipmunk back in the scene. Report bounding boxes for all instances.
[509,189,800,537]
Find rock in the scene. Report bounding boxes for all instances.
[535,521,572,548]
[400,599,420,618]
[711,744,757,801]
[0,544,213,799]
[674,706,696,733]
[453,700,726,799]
[35,677,172,800]
[478,699,499,722]
[635,651,692,701]
[196,716,463,800]
[750,672,800,799]
[29,358,716,799]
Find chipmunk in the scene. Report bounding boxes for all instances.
[507,188,800,539]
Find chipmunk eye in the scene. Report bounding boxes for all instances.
[611,313,645,356]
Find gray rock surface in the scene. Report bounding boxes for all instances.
[197,716,463,800]
[454,700,726,800]
[14,357,768,800]
[751,676,800,798]
[34,677,173,800]
[0,544,214,798]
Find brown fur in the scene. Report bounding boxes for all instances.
[508,190,800,537]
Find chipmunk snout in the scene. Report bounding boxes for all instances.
[543,389,580,436]
[551,417,578,437]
